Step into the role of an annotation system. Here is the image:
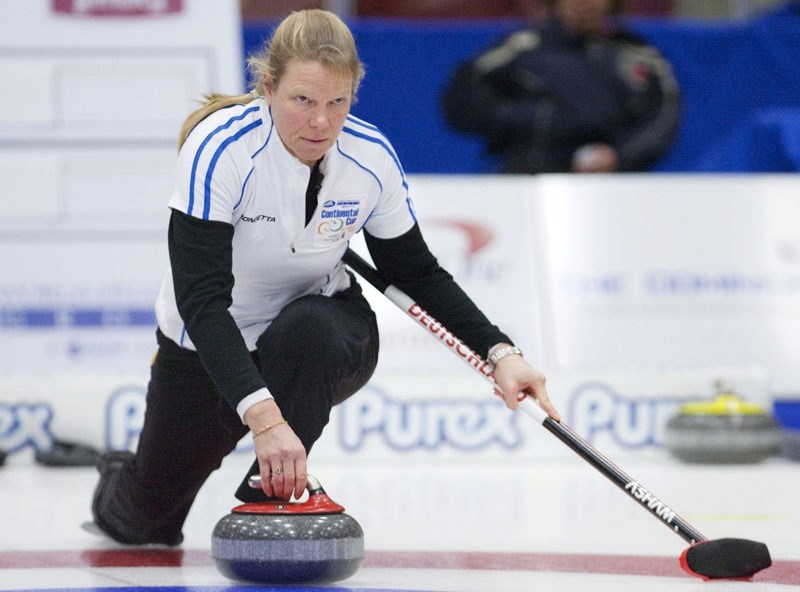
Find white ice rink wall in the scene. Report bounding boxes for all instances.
[0,0,244,458]
[2,171,799,463]
[1,1,799,465]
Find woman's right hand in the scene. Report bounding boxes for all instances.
[245,399,308,500]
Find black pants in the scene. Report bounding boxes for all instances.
[94,281,379,543]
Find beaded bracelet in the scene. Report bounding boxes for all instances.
[252,419,289,439]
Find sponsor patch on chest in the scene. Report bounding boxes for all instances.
[315,197,364,245]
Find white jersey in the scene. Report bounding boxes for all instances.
[155,97,417,351]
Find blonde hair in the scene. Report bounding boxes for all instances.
[178,9,364,149]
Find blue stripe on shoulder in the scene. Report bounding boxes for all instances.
[339,124,417,224]
[187,105,261,217]
[236,118,274,210]
[346,113,381,132]
[252,112,274,159]
[341,125,408,192]
[336,142,383,192]
[202,118,263,219]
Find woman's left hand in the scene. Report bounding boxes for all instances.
[492,354,561,421]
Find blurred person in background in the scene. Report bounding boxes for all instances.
[441,0,681,174]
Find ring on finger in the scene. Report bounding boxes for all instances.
[272,466,283,476]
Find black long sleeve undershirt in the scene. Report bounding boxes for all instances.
[168,210,267,410]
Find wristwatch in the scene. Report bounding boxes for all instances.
[488,345,522,366]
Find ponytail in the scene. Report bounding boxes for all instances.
[177,92,254,150]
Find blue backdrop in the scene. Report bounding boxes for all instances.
[242,2,800,173]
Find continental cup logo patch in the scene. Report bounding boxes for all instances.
[317,198,362,244]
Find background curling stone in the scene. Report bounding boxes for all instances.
[34,439,100,467]
[774,399,800,461]
[212,474,363,584]
[781,428,800,461]
[664,393,781,464]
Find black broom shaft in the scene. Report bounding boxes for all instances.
[540,417,706,544]
[343,247,707,546]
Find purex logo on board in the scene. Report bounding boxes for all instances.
[0,402,54,453]
[338,384,520,452]
[568,381,690,449]
[52,0,183,17]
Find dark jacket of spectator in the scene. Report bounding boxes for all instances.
[442,14,681,173]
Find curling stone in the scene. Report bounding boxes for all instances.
[664,393,781,464]
[781,428,800,461]
[35,439,100,467]
[212,474,363,584]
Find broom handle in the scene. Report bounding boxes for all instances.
[343,247,707,545]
